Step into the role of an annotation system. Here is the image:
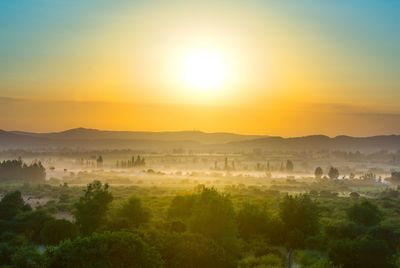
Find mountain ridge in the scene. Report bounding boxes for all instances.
[1,128,400,151]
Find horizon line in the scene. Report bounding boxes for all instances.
[3,127,400,139]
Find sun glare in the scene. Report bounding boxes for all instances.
[181,49,227,91]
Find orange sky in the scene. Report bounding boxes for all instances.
[1,1,399,136]
[1,97,400,137]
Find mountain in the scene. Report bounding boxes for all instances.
[9,128,263,144]
[2,128,263,150]
[221,134,400,151]
[2,128,400,151]
[0,130,51,148]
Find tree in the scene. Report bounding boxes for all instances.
[0,242,14,265]
[189,188,238,243]
[0,232,28,266]
[314,167,323,179]
[151,232,235,268]
[11,245,44,268]
[0,190,31,221]
[73,181,113,235]
[40,219,78,245]
[347,200,383,226]
[108,197,151,230]
[362,172,376,181]
[286,160,294,172]
[168,195,196,219]
[13,209,54,243]
[357,236,392,268]
[166,188,239,257]
[0,159,45,182]
[328,238,359,268]
[328,167,339,179]
[279,194,320,248]
[45,232,162,268]
[96,155,103,168]
[237,203,270,241]
[328,236,393,268]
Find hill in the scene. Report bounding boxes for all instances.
[2,129,400,151]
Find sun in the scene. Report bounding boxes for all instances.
[181,49,228,91]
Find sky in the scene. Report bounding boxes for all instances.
[1,0,400,136]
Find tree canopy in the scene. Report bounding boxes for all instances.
[45,232,162,268]
[73,181,113,235]
[347,200,383,226]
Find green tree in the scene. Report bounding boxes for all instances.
[108,197,151,230]
[73,181,113,235]
[328,238,358,268]
[347,200,383,226]
[357,236,392,268]
[328,236,394,268]
[45,232,162,268]
[279,194,320,248]
[13,209,53,243]
[149,232,235,268]
[237,203,270,241]
[11,245,44,268]
[0,231,28,265]
[0,241,14,265]
[40,219,78,245]
[189,188,238,243]
[314,167,323,179]
[167,195,196,219]
[0,190,31,220]
[368,226,399,252]
[328,167,339,179]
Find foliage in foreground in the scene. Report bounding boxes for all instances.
[45,232,162,268]
[1,179,400,268]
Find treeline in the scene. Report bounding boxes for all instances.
[0,159,45,182]
[116,155,145,168]
[255,159,294,172]
[213,158,295,172]
[76,155,104,168]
